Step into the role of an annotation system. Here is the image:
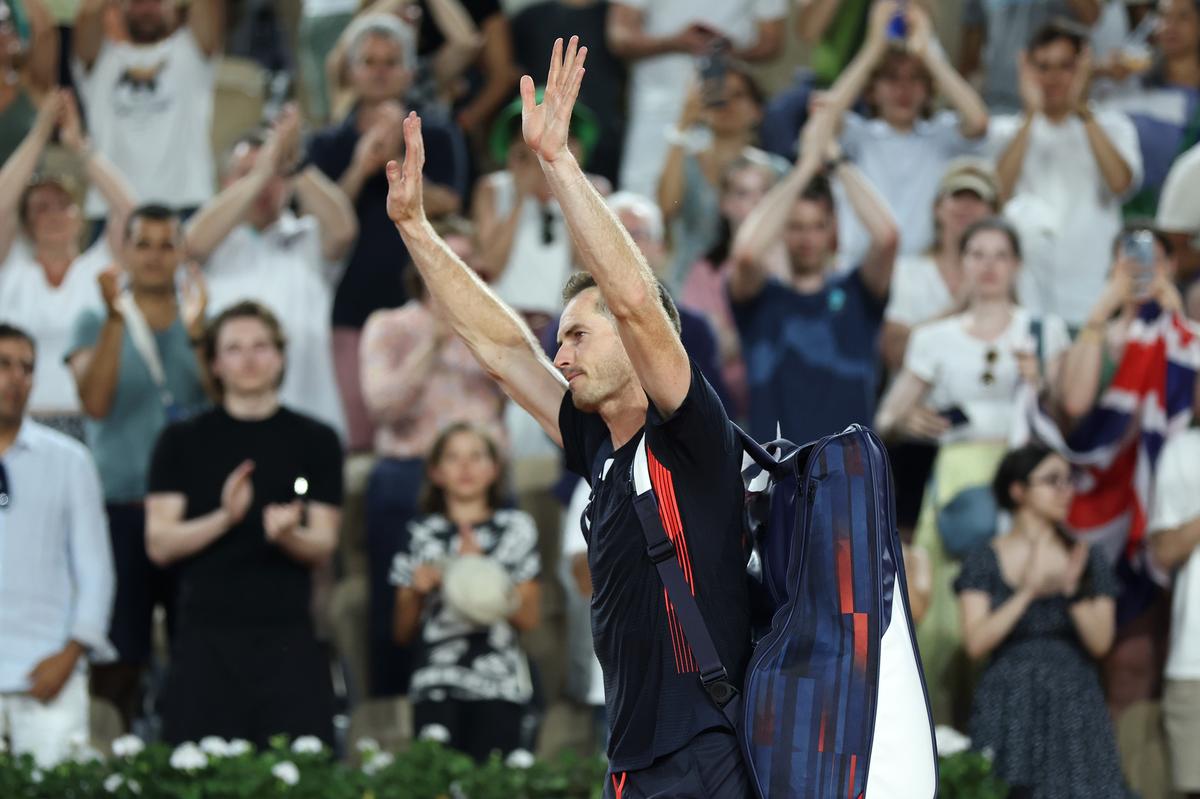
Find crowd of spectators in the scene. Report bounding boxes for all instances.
[2,0,1200,797]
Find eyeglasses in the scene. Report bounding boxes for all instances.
[0,461,9,509]
[981,347,998,386]
[1028,473,1074,491]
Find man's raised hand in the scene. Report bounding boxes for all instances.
[386,112,426,227]
[520,36,588,164]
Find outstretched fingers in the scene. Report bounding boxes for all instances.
[402,111,425,178]
[546,37,564,95]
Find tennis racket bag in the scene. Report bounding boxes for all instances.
[632,424,937,799]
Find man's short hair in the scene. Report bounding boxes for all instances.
[202,300,288,395]
[606,192,664,245]
[799,173,836,216]
[124,203,180,241]
[0,322,35,357]
[561,272,682,336]
[1028,19,1086,55]
[345,13,417,72]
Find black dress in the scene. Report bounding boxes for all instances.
[953,544,1136,799]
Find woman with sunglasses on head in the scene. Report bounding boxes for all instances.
[874,217,1072,725]
[954,444,1129,799]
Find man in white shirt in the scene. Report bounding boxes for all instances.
[991,21,1142,327]
[72,0,224,222]
[0,323,115,766]
[1147,427,1200,799]
[607,0,786,198]
[1157,141,1200,276]
[185,106,358,442]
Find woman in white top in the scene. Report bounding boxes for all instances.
[0,91,136,438]
[875,217,1071,725]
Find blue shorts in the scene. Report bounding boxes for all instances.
[604,728,754,799]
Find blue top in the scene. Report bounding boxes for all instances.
[733,271,885,446]
[68,310,208,503]
[0,420,115,691]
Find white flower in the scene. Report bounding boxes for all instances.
[291,736,323,755]
[68,731,89,750]
[199,736,230,757]
[272,760,300,786]
[418,723,451,743]
[169,742,209,771]
[104,774,124,793]
[112,734,145,758]
[227,739,252,757]
[129,779,142,795]
[73,745,103,764]
[355,737,380,753]
[362,751,394,776]
[504,749,535,769]
[934,725,972,758]
[981,745,996,763]
[31,769,43,784]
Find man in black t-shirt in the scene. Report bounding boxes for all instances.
[385,38,752,797]
[145,301,344,748]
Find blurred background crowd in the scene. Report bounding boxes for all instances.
[2,0,1200,796]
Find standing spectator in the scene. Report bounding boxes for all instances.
[510,0,625,185]
[360,229,506,697]
[71,0,223,223]
[729,110,898,445]
[607,0,786,198]
[956,444,1129,799]
[960,0,1101,113]
[1148,420,1200,799]
[0,91,135,440]
[65,204,210,729]
[1158,139,1200,274]
[391,422,540,761]
[0,0,57,164]
[184,106,357,441]
[992,22,1142,327]
[820,0,989,266]
[657,68,773,288]
[145,301,342,747]
[0,323,115,767]
[309,12,469,452]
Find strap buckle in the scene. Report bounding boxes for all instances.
[646,537,676,564]
[701,668,739,708]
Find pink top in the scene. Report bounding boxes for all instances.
[680,258,748,420]
[360,301,507,459]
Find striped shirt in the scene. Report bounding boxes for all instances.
[0,419,116,692]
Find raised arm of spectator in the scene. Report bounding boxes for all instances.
[733,17,785,62]
[607,3,712,61]
[185,107,301,263]
[69,269,127,419]
[821,1,896,120]
[657,86,703,225]
[995,53,1041,200]
[455,13,519,133]
[293,165,359,263]
[24,0,59,91]
[360,309,445,425]
[58,92,137,253]
[830,152,898,300]
[907,5,988,139]
[386,112,568,445]
[1066,0,1101,25]
[529,38,690,417]
[729,114,831,302]
[795,0,841,43]
[427,0,485,90]
[1057,263,1132,421]
[0,92,61,262]
[187,0,226,57]
[471,168,533,281]
[72,0,107,71]
[1074,50,1134,196]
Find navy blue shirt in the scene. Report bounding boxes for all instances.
[560,361,751,771]
[307,108,469,328]
[733,271,885,446]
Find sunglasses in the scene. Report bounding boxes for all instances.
[981,347,998,386]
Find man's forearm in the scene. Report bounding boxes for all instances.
[1151,518,1200,571]
[146,508,232,566]
[76,317,126,419]
[1082,114,1134,196]
[294,167,359,261]
[925,46,989,138]
[273,525,338,566]
[185,169,272,262]
[73,0,107,68]
[339,160,374,204]
[996,115,1034,199]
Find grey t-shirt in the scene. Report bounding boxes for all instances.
[68,309,208,503]
[964,0,1076,112]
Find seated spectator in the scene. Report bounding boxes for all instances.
[607,0,786,198]
[992,21,1142,328]
[65,204,210,730]
[0,0,56,163]
[1157,135,1200,277]
[185,105,357,441]
[955,444,1129,798]
[876,217,1071,725]
[0,91,135,440]
[960,0,1101,112]
[360,239,507,697]
[511,0,626,184]
[657,65,773,288]
[729,109,898,446]
[72,0,223,224]
[473,93,602,334]
[1100,0,1200,216]
[0,323,115,767]
[821,0,989,266]
[679,151,787,420]
[1147,415,1200,799]
[391,422,540,762]
[146,301,343,747]
[309,12,469,452]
